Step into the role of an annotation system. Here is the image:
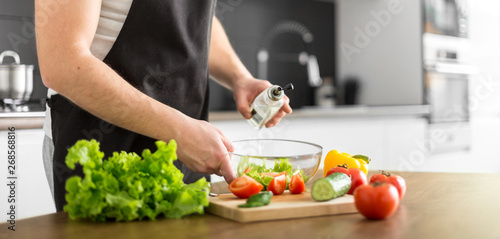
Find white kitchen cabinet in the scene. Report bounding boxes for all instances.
[382,117,428,171]
[0,128,56,220]
[416,117,500,174]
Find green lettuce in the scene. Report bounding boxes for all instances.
[63,139,210,222]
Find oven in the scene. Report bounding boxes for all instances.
[423,32,478,153]
[426,61,478,124]
[424,0,469,38]
[425,59,478,153]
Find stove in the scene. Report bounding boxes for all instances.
[0,98,46,114]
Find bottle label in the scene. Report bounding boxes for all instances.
[250,109,264,125]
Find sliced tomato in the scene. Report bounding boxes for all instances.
[244,166,252,174]
[267,174,286,195]
[228,175,264,198]
[289,173,305,194]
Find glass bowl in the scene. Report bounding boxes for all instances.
[229,139,323,183]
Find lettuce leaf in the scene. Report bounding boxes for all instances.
[273,158,293,175]
[63,139,210,222]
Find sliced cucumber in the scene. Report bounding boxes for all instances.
[238,191,273,208]
[312,172,351,201]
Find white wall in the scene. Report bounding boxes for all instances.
[467,0,500,116]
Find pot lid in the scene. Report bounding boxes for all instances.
[0,50,34,68]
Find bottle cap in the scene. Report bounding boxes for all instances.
[270,83,294,101]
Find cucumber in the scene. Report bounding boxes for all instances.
[238,191,273,208]
[311,172,351,201]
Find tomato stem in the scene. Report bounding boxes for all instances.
[337,163,349,169]
[380,170,392,177]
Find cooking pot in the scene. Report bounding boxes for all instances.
[0,50,34,102]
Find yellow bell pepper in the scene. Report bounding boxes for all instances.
[322,150,370,176]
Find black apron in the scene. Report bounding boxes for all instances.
[49,0,216,212]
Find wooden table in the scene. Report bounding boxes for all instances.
[2,171,500,239]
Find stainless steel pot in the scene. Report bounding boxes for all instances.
[0,50,34,102]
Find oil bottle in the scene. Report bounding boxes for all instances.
[248,83,294,129]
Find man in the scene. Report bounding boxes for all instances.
[35,0,292,211]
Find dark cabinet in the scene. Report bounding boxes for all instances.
[0,0,46,101]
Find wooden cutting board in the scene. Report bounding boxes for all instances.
[206,191,357,222]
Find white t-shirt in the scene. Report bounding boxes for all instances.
[44,0,133,138]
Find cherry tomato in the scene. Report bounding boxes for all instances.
[326,165,367,195]
[369,171,406,200]
[228,175,264,198]
[289,173,305,194]
[267,174,286,195]
[354,182,400,220]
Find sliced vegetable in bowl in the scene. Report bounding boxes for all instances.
[228,175,264,198]
[237,157,297,190]
[230,139,322,186]
[229,158,304,196]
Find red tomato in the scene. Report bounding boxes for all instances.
[228,175,264,198]
[347,168,367,195]
[354,182,400,220]
[369,171,406,200]
[289,173,305,194]
[326,165,367,195]
[267,174,286,195]
[326,165,349,176]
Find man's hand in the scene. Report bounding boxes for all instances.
[174,117,237,184]
[207,18,292,128]
[233,78,292,128]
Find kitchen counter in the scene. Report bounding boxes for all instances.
[0,111,45,130]
[209,105,430,121]
[0,101,46,130]
[3,171,499,239]
[0,104,430,130]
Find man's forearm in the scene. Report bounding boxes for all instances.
[208,17,253,90]
[44,54,188,142]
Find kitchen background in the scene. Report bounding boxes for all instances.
[1,0,500,220]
